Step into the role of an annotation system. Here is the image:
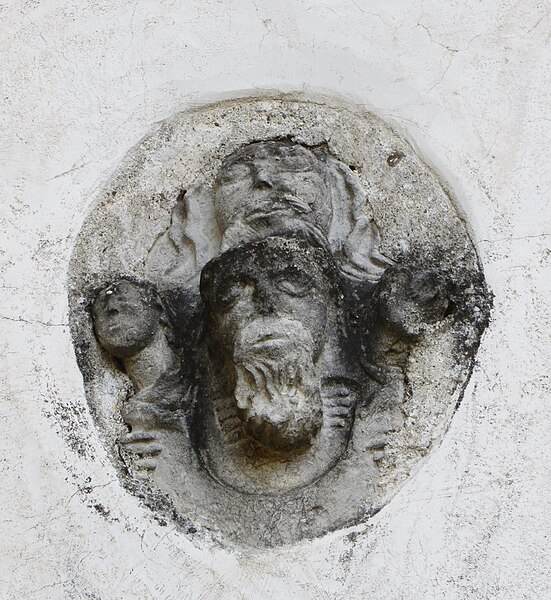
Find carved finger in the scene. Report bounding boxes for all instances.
[133,458,157,471]
[120,431,156,444]
[125,442,163,457]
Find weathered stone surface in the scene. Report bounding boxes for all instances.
[1,1,550,598]
[69,98,489,546]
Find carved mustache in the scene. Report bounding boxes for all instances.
[233,317,316,364]
[247,192,313,216]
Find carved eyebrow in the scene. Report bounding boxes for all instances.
[217,162,250,181]
[278,152,314,163]
[270,264,312,280]
[212,271,251,297]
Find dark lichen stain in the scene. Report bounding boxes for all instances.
[93,503,110,517]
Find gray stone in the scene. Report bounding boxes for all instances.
[69,97,490,546]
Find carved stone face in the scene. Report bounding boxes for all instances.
[214,142,333,247]
[201,236,339,452]
[92,280,162,359]
[70,99,492,546]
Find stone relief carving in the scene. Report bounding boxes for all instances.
[69,97,491,546]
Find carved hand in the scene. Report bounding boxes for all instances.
[119,429,162,472]
[119,391,180,473]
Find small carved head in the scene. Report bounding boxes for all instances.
[92,279,164,359]
[214,141,333,249]
[200,234,342,452]
[373,266,450,340]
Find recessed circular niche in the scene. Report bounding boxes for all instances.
[69,96,490,546]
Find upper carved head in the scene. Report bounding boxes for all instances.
[214,141,335,250]
[200,234,342,453]
[92,279,164,359]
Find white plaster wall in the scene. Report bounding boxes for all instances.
[1,1,550,598]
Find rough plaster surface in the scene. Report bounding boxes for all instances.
[1,0,550,598]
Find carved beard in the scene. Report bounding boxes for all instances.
[232,317,323,453]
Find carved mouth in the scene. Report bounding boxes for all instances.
[250,333,287,347]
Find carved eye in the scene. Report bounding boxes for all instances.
[273,272,313,297]
[279,156,312,172]
[218,162,250,184]
[216,280,248,308]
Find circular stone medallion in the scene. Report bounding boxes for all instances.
[69,97,491,546]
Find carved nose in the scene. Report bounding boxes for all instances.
[252,284,275,315]
[252,166,274,189]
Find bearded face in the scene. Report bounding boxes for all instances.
[201,236,338,453]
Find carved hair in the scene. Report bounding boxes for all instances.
[146,140,393,288]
